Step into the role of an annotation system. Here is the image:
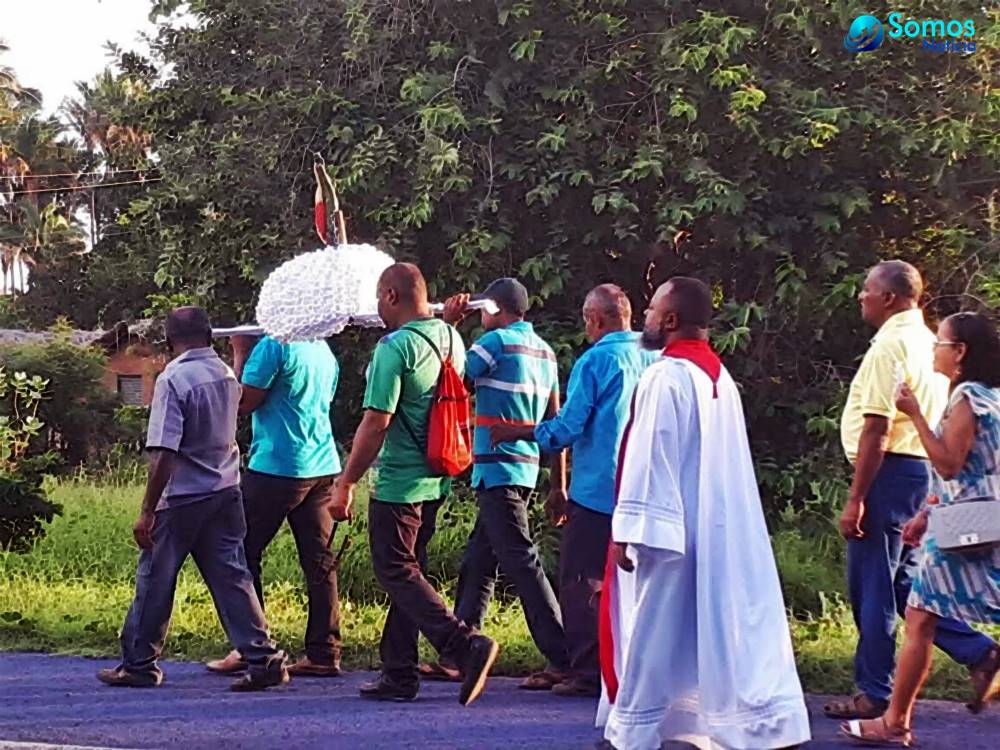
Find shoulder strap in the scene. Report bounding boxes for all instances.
[401,323,452,363]
[392,323,454,453]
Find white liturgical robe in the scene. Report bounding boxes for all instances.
[597,344,811,750]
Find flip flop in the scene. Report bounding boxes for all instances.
[968,644,1000,714]
[839,718,914,747]
[823,693,888,720]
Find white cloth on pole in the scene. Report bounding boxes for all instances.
[598,357,811,750]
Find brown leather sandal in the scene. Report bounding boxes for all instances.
[839,718,914,747]
[823,693,888,719]
[518,669,569,691]
[968,644,1000,714]
[418,661,462,682]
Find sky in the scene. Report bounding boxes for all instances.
[3,0,158,116]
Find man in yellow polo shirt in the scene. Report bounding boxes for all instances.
[824,260,997,720]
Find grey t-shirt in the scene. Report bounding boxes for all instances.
[145,347,241,509]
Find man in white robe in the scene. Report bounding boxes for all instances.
[597,277,811,750]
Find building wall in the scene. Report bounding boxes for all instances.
[101,346,165,406]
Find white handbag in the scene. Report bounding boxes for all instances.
[928,497,1000,554]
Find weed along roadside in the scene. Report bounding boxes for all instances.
[0,476,996,699]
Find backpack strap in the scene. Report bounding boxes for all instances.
[392,323,454,453]
[402,324,453,364]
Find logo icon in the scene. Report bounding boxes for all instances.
[845,15,885,53]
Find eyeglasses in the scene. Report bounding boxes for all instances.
[933,340,961,348]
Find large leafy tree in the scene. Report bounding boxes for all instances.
[51,1,1000,519]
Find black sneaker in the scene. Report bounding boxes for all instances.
[230,667,290,692]
[96,667,162,688]
[458,635,500,707]
[359,675,418,702]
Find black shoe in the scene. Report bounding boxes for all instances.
[230,667,290,692]
[359,675,418,702]
[459,635,500,707]
[96,667,162,688]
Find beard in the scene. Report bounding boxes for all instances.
[640,325,666,351]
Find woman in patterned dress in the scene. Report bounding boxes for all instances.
[842,312,1000,747]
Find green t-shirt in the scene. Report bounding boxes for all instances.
[363,318,466,503]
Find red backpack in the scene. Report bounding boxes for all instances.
[398,325,473,477]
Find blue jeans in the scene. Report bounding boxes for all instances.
[119,488,286,679]
[847,454,994,702]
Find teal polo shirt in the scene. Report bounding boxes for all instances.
[466,321,558,490]
[242,336,341,479]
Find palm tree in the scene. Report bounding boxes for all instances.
[0,42,83,297]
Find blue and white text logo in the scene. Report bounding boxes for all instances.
[845,12,977,54]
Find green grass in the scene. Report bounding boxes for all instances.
[0,479,996,699]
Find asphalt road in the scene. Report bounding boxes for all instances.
[0,653,996,749]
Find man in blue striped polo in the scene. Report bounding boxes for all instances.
[443,278,571,689]
[490,284,659,697]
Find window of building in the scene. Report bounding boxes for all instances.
[117,375,145,406]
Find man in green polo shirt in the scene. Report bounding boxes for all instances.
[205,333,343,678]
[330,262,499,706]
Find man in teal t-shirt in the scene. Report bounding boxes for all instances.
[205,334,342,678]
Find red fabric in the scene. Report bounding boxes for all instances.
[664,338,721,397]
[314,202,328,244]
[426,357,473,476]
[598,541,620,702]
[599,389,638,704]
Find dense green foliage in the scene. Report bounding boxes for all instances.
[4,1,1000,543]
[0,367,60,551]
[99,0,999,528]
[0,333,121,467]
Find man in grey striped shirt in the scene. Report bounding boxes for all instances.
[97,307,288,692]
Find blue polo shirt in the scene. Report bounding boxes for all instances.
[534,331,658,515]
[242,336,341,479]
[467,321,558,490]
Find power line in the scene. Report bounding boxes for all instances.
[2,177,163,197]
[0,168,152,182]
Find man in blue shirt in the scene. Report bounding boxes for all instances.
[98,307,287,692]
[442,278,571,690]
[491,284,657,697]
[206,334,342,678]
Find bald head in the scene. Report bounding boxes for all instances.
[377,263,431,328]
[379,263,429,306]
[870,260,923,301]
[166,306,212,349]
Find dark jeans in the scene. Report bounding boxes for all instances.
[455,485,569,671]
[560,501,612,686]
[847,454,994,702]
[242,470,341,664]
[369,497,476,690]
[119,487,285,679]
